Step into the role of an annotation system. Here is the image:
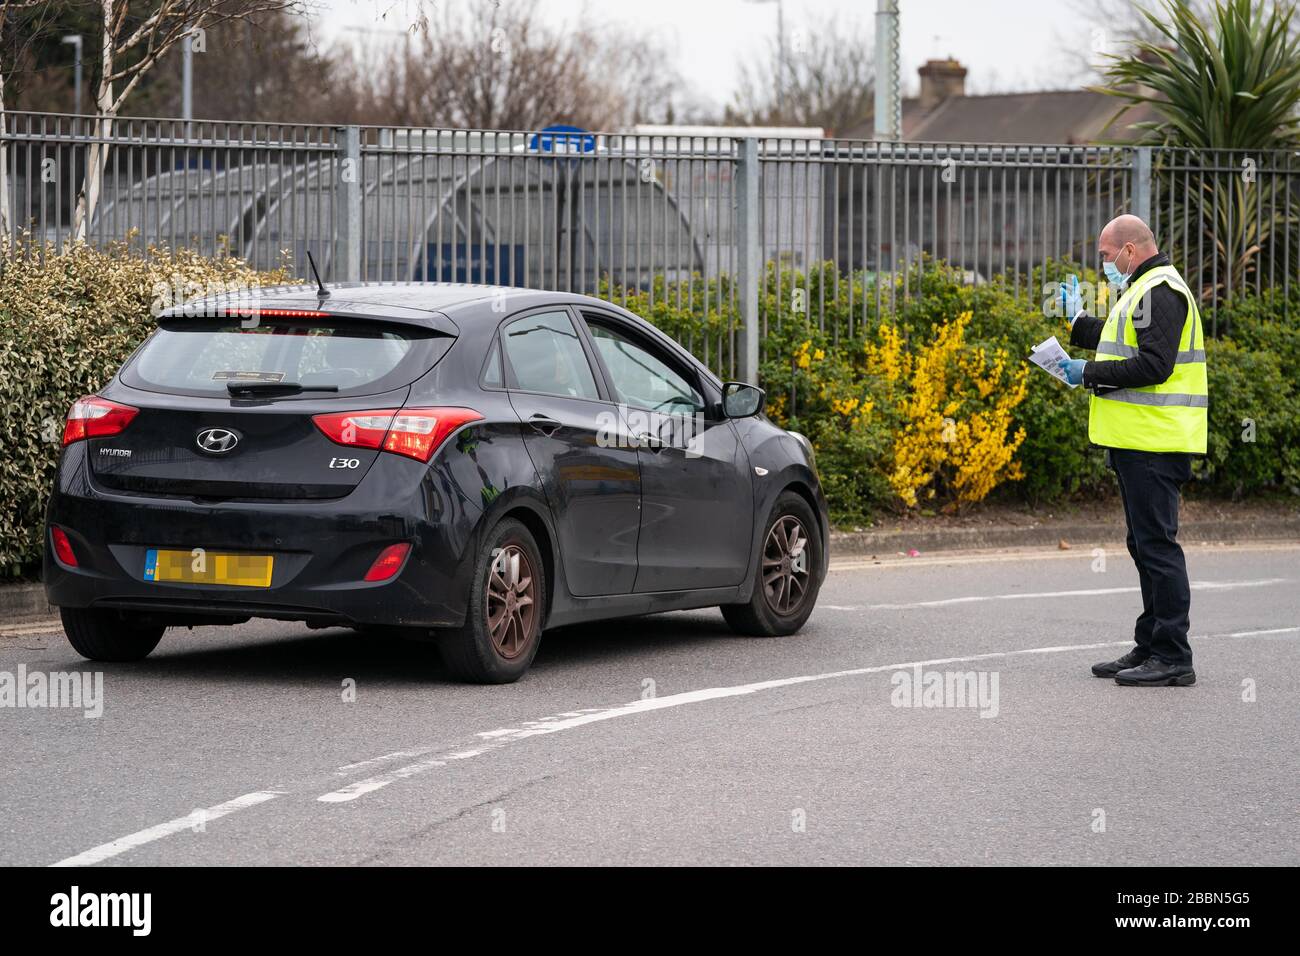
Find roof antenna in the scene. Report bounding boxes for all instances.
[306,249,329,299]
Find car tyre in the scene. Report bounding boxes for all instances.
[60,607,165,662]
[439,518,546,684]
[722,491,822,637]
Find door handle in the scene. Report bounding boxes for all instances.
[528,414,562,436]
[636,432,665,453]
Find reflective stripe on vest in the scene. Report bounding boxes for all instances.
[1093,389,1208,407]
[1087,264,1208,452]
[1094,341,1206,363]
[1112,270,1194,336]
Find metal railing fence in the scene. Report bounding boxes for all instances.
[4,110,1296,378]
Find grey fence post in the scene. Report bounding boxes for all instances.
[1132,146,1152,224]
[334,125,362,282]
[735,137,761,385]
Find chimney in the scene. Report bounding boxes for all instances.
[918,58,967,111]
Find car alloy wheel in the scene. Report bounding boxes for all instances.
[486,543,537,660]
[762,514,811,616]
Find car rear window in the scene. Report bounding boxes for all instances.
[123,319,450,396]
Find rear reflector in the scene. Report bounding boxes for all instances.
[50,526,78,567]
[313,407,484,463]
[364,543,411,582]
[62,396,139,445]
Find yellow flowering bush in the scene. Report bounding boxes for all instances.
[759,317,894,520]
[867,311,1029,508]
[598,259,1121,522]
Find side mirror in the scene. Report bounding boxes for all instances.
[722,382,765,418]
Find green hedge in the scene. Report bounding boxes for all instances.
[613,259,1300,521]
[0,244,1293,575]
[0,238,296,575]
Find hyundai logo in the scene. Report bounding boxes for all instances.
[196,427,239,454]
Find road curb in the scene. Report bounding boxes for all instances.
[2,517,1296,621]
[829,516,1300,557]
[0,583,55,623]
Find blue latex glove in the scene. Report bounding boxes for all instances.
[1058,358,1086,386]
[1060,274,1082,325]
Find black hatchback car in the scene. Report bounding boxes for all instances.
[45,283,828,682]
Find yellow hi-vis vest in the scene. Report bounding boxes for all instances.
[1088,264,1208,454]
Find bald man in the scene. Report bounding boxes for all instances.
[1058,214,1208,687]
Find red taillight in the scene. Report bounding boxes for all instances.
[381,407,485,461]
[313,406,484,463]
[364,542,411,582]
[50,526,78,567]
[311,409,398,450]
[62,396,139,445]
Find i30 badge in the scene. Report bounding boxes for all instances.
[196,427,239,454]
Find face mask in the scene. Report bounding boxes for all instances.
[1103,244,1132,287]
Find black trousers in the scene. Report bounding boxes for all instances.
[1107,448,1194,665]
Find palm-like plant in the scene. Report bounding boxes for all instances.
[1095,0,1300,315]
[1099,0,1300,149]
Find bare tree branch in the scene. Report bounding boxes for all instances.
[726,10,873,133]
[335,0,686,130]
[72,0,306,239]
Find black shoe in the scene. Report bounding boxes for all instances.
[1114,658,1196,686]
[1091,648,1149,678]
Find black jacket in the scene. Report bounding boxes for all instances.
[1069,253,1189,390]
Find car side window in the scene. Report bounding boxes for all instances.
[586,319,704,414]
[482,336,503,388]
[501,310,599,400]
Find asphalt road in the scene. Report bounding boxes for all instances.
[2,542,1296,867]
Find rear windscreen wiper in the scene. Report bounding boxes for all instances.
[225,382,339,397]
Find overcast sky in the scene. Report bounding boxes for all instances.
[309,0,1093,115]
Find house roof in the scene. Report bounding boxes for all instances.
[842,90,1162,145]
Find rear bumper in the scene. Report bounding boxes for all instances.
[43,447,480,629]
[44,561,460,629]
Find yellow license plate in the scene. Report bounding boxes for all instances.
[143,549,273,587]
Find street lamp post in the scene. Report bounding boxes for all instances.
[874,0,901,141]
[743,0,787,121]
[61,35,82,116]
[182,27,194,135]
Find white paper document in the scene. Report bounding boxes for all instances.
[1028,335,1079,388]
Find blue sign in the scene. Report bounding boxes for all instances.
[528,124,596,155]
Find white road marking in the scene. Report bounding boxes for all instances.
[334,750,431,776]
[50,790,284,867]
[48,625,1300,862]
[1192,579,1288,590]
[329,712,610,779]
[313,625,1300,804]
[1220,627,1299,638]
[821,578,1287,611]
